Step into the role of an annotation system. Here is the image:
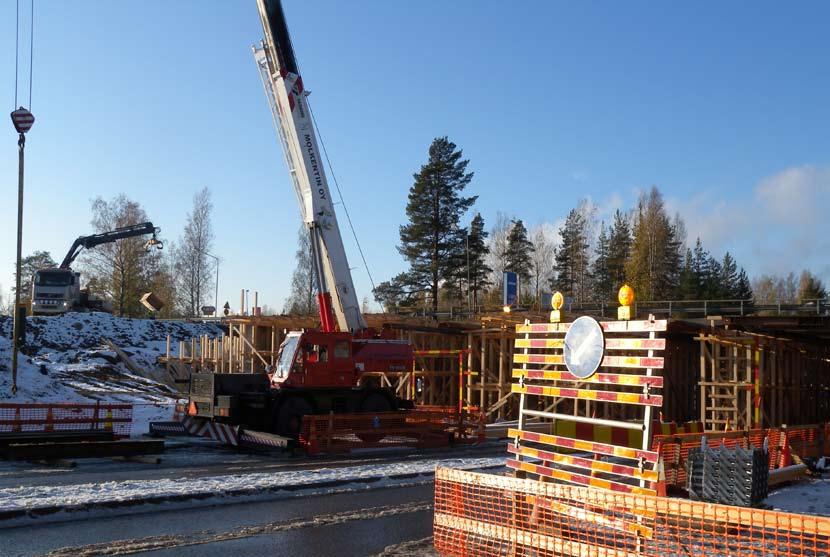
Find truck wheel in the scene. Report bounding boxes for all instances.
[275,396,313,438]
[357,392,392,443]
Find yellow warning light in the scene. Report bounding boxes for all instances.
[551,291,564,311]
[618,284,635,307]
[617,284,634,321]
[503,305,511,314]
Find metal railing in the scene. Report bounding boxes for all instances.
[387,298,829,320]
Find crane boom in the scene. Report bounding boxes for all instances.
[254,0,367,333]
[60,222,161,269]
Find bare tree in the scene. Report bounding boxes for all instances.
[283,225,317,315]
[485,212,513,294]
[81,195,153,316]
[175,188,214,317]
[530,224,556,307]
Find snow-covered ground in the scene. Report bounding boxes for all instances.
[0,455,505,514]
[0,313,222,436]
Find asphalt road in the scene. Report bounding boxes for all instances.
[2,483,438,557]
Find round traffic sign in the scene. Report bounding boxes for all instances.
[563,316,605,379]
[10,107,35,134]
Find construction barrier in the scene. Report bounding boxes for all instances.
[434,467,830,557]
[553,419,703,451]
[654,423,830,489]
[0,402,133,438]
[301,407,485,456]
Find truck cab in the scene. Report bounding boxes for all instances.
[30,268,79,315]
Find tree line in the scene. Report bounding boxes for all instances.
[372,137,827,313]
[7,188,217,318]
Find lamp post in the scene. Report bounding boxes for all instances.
[10,107,35,395]
[203,252,219,317]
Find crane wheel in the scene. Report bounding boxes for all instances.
[356,392,392,443]
[274,396,314,438]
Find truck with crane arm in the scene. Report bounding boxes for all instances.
[30,222,163,315]
[186,0,413,437]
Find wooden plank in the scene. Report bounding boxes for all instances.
[525,494,654,539]
[516,320,667,334]
[514,353,664,369]
[508,428,659,463]
[507,458,657,496]
[507,444,659,482]
[512,384,663,407]
[515,338,666,351]
[513,369,664,388]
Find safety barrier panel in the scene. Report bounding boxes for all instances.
[301,407,484,456]
[653,423,830,489]
[434,467,830,557]
[511,318,667,495]
[0,402,133,438]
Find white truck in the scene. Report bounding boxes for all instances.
[30,222,162,315]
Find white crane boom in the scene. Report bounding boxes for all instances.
[254,0,366,332]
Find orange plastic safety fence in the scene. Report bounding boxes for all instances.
[300,407,484,455]
[654,424,829,489]
[434,467,830,557]
[0,402,133,438]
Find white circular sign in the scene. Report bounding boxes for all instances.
[563,316,605,379]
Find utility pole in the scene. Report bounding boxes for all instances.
[10,107,35,395]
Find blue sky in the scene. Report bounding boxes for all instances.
[1,1,828,311]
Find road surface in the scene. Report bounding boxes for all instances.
[3,483,438,556]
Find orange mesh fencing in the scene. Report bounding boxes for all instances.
[654,423,829,489]
[300,407,484,455]
[434,467,830,557]
[0,402,133,438]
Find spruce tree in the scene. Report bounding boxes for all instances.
[504,219,534,283]
[591,222,613,301]
[466,213,492,309]
[398,137,476,313]
[735,268,753,300]
[720,252,739,298]
[677,248,697,300]
[607,210,632,293]
[552,208,590,301]
[624,187,683,300]
[703,255,723,298]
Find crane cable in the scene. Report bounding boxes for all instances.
[307,100,381,308]
[12,0,34,110]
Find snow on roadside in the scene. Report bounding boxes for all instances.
[0,313,221,436]
[0,456,506,513]
[766,478,830,516]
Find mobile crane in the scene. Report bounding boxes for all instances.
[30,222,163,315]
[187,0,413,437]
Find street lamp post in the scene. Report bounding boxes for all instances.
[203,252,219,317]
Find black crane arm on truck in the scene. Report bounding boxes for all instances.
[59,222,163,269]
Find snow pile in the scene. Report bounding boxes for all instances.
[767,478,830,516]
[0,455,506,513]
[0,313,222,435]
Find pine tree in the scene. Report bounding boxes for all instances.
[505,219,534,283]
[607,210,632,293]
[590,222,612,302]
[397,137,476,313]
[691,238,708,298]
[466,213,492,309]
[552,208,590,301]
